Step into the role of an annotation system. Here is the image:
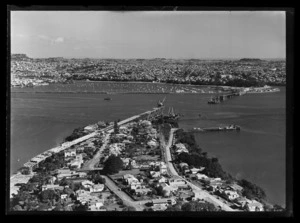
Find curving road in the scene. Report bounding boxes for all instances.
[163,128,236,212]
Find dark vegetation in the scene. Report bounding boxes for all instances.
[64,127,88,142]
[101,155,124,175]
[87,171,106,184]
[165,200,219,212]
[238,179,266,200]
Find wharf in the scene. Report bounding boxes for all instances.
[208,91,246,104]
[191,125,241,132]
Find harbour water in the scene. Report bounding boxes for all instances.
[10,82,285,207]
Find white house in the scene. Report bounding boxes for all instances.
[90,184,104,193]
[88,202,104,211]
[245,200,264,212]
[174,143,189,154]
[157,176,167,183]
[61,194,68,200]
[150,171,161,178]
[64,149,76,158]
[168,176,186,188]
[42,184,64,191]
[196,173,209,180]
[123,174,139,185]
[81,180,94,189]
[222,190,240,200]
[70,154,83,169]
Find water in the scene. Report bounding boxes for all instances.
[10,83,285,207]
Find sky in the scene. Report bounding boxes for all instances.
[10,11,286,59]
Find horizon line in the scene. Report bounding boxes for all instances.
[11,54,286,60]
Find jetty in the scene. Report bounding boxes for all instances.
[208,91,246,104]
[191,125,241,132]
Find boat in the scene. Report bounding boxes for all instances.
[104,97,111,101]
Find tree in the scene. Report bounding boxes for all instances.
[13,205,24,211]
[114,121,119,134]
[123,206,137,211]
[238,179,266,200]
[165,205,181,211]
[19,167,31,175]
[102,155,123,174]
[40,189,56,202]
[181,201,218,211]
[93,172,106,184]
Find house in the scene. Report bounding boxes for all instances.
[222,190,240,200]
[152,198,176,206]
[159,182,178,197]
[135,188,152,196]
[88,202,104,211]
[174,143,189,154]
[123,174,139,185]
[190,167,203,174]
[70,154,83,169]
[48,176,57,184]
[178,190,194,200]
[84,124,98,132]
[168,176,186,188]
[77,191,104,207]
[150,171,161,178]
[81,180,94,189]
[61,194,68,200]
[234,197,250,207]
[157,176,167,183]
[229,183,243,192]
[147,139,159,149]
[140,164,151,171]
[192,190,206,201]
[245,200,264,212]
[179,162,189,170]
[90,184,104,193]
[196,173,209,180]
[64,149,76,158]
[42,184,64,191]
[56,169,87,180]
[130,181,142,190]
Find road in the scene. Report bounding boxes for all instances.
[102,175,144,211]
[163,128,236,212]
[82,131,112,171]
[164,128,179,176]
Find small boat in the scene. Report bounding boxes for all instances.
[104,97,111,101]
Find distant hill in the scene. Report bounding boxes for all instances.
[239,58,263,62]
[11,54,30,60]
